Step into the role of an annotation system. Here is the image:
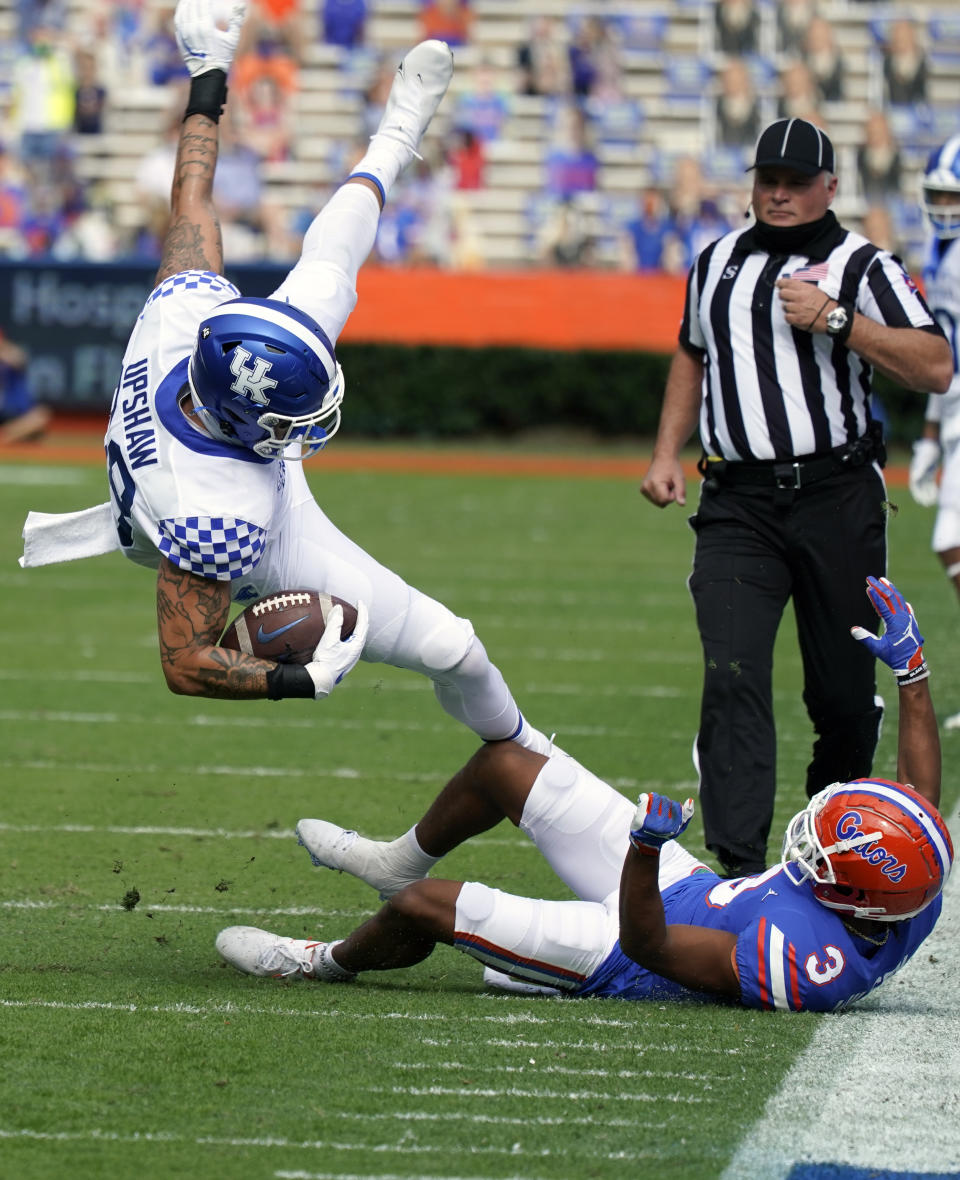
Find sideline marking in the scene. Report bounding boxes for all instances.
[722,801,960,1178]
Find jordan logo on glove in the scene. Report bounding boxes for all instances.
[850,576,928,685]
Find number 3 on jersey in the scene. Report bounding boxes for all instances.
[707,868,847,987]
[805,944,845,985]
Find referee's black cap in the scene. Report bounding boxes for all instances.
[748,118,835,176]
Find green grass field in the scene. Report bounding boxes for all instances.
[2,452,957,1180]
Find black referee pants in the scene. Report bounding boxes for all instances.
[688,465,887,871]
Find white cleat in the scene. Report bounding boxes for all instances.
[296,819,426,900]
[944,711,960,731]
[215,926,355,982]
[483,966,562,997]
[376,39,454,154]
[216,925,322,979]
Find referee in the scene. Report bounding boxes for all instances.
[642,118,952,877]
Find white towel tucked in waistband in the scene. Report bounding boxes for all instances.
[20,502,121,568]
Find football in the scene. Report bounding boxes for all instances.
[219,591,358,665]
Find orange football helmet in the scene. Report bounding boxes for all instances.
[781,778,953,921]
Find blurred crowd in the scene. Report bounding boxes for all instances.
[0,0,947,272]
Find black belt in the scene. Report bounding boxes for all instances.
[700,424,886,490]
[703,453,844,489]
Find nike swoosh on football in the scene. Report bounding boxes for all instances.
[257,615,311,644]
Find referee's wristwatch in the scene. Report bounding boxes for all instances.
[825,302,854,343]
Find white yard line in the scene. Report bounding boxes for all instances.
[0,669,685,699]
[0,467,90,484]
[0,704,648,741]
[393,1060,717,1083]
[0,997,744,1052]
[273,1173,540,1180]
[0,757,657,793]
[0,1126,654,1164]
[723,801,960,1179]
[272,1171,574,1180]
[0,823,531,850]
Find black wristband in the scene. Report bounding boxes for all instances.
[184,69,228,123]
[266,663,315,700]
[895,660,930,687]
[834,302,855,344]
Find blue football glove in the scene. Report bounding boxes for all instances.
[850,576,928,685]
[629,792,695,856]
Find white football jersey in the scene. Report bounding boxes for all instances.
[104,271,304,603]
[922,237,960,443]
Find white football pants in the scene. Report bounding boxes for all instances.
[259,183,530,742]
[933,435,960,554]
[454,752,707,990]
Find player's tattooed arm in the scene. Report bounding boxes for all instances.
[156,557,275,698]
[154,114,224,285]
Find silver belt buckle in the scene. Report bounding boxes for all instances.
[774,462,802,489]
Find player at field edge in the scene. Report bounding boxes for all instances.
[218,577,954,1013]
[19,0,554,756]
[908,135,960,731]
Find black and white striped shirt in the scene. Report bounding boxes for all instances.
[680,221,942,461]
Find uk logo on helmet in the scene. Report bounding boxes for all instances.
[229,347,278,404]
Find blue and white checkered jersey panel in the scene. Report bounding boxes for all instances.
[157,516,266,580]
[140,271,240,320]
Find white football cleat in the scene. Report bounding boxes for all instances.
[376,39,454,155]
[944,710,960,731]
[483,966,562,997]
[296,819,428,900]
[215,925,354,982]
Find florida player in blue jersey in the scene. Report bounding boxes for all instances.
[20,0,553,756]
[217,577,954,1012]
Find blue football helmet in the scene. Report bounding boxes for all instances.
[921,136,960,240]
[187,297,345,460]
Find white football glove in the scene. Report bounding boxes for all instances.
[175,0,247,77]
[304,601,369,700]
[909,437,940,508]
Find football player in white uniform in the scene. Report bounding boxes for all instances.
[23,0,552,752]
[909,136,960,729]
